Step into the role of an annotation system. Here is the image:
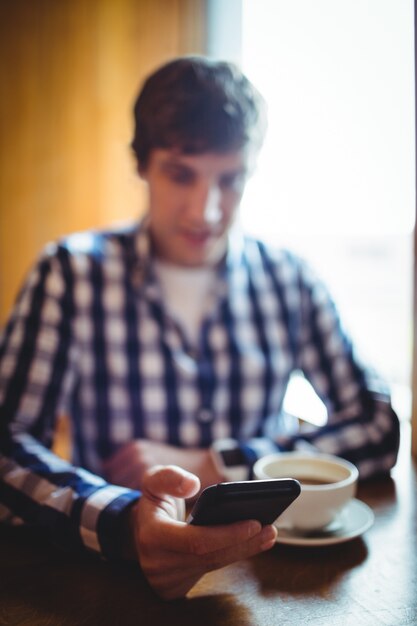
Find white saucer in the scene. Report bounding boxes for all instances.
[274,498,374,547]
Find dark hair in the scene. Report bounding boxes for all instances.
[131,56,267,168]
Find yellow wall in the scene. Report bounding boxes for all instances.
[0,0,207,323]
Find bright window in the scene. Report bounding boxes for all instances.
[208,0,415,422]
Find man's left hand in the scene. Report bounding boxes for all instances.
[102,439,223,492]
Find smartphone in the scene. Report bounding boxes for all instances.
[187,478,301,526]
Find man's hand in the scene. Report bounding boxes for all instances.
[132,465,277,600]
[102,440,223,492]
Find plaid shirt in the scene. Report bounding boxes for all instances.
[0,219,399,559]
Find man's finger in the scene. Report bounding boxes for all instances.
[140,510,263,555]
[201,524,277,571]
[142,464,201,500]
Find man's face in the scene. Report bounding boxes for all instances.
[139,148,253,267]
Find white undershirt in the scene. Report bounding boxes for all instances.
[154,260,216,346]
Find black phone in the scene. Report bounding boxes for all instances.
[187,478,301,526]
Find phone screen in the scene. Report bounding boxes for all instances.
[187,479,300,526]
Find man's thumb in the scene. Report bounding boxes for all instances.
[143,464,200,500]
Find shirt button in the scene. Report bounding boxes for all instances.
[198,408,213,423]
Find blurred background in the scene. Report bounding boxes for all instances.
[0,0,207,322]
[0,0,415,433]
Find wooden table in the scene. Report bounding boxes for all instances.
[1,425,416,626]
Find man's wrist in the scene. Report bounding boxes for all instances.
[120,502,139,561]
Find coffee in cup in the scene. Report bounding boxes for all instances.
[253,452,358,531]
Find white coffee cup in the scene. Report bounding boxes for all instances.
[253,452,359,531]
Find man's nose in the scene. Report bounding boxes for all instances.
[188,184,222,225]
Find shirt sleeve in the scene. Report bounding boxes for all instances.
[239,254,400,480]
[0,245,140,560]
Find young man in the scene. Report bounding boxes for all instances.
[0,57,399,599]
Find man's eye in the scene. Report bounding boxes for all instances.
[219,174,245,191]
[166,168,194,185]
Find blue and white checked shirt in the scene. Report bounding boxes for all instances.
[0,219,400,559]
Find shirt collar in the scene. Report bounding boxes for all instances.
[130,215,246,293]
